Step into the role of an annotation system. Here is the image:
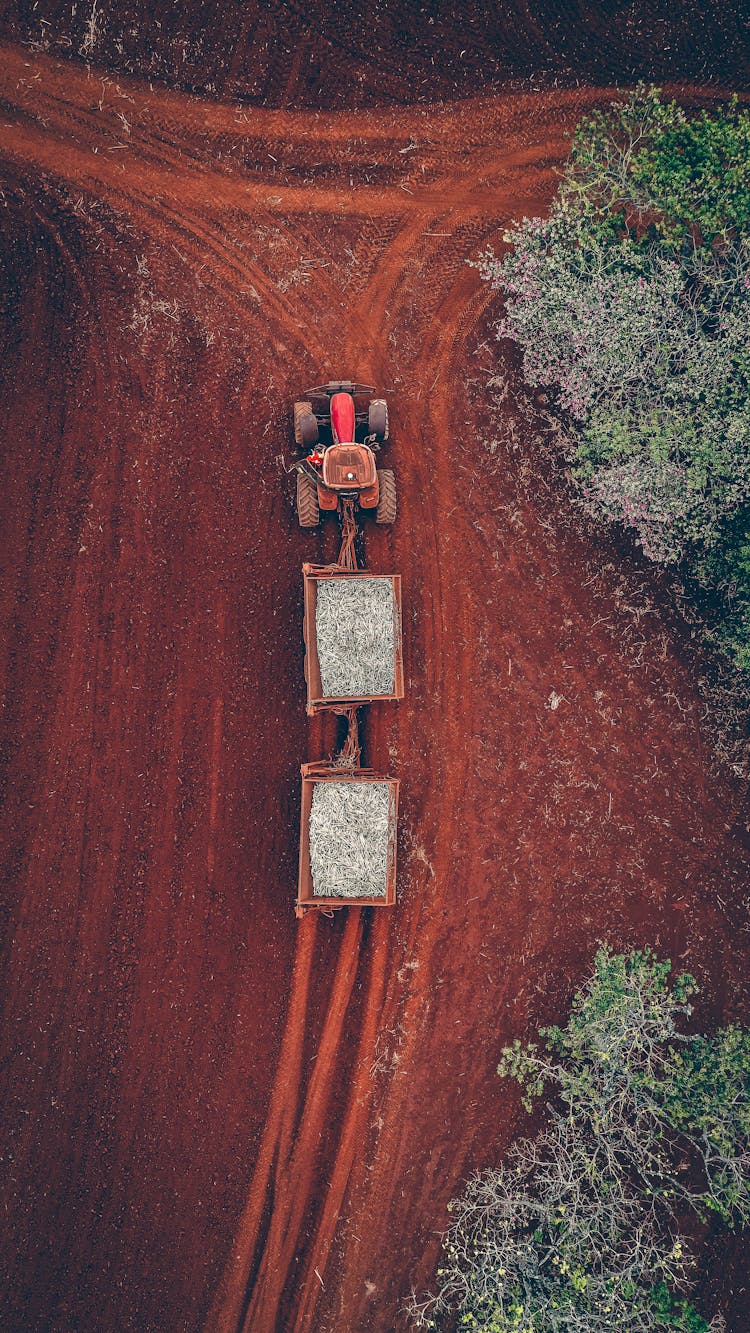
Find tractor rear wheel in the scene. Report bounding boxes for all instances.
[368,398,389,442]
[375,469,396,525]
[296,471,320,527]
[294,401,319,450]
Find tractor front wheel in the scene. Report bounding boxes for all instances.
[296,471,320,528]
[375,469,396,525]
[294,401,319,451]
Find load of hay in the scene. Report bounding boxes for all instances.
[315,576,395,698]
[309,780,392,898]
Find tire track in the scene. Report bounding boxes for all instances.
[238,908,365,1330]
[205,917,318,1333]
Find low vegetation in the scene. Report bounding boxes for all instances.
[479,87,750,673]
[410,948,750,1332]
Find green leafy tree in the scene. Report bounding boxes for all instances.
[409,949,750,1332]
[561,85,750,250]
[479,87,750,670]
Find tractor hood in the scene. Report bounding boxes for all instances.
[330,391,356,444]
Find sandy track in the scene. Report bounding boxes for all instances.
[1,40,749,1333]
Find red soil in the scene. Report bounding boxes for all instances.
[1,25,749,1333]
[1,0,748,104]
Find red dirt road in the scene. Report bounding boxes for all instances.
[1,36,749,1333]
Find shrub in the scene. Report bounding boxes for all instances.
[561,85,750,251]
[409,948,750,1332]
[482,229,689,422]
[693,510,750,670]
[479,87,750,672]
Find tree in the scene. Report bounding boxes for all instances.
[560,85,750,251]
[478,88,750,670]
[409,948,750,1332]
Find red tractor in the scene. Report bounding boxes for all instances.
[293,381,396,529]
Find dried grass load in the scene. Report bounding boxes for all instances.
[309,781,391,898]
[316,577,395,697]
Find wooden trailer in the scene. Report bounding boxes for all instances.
[302,563,404,715]
[296,764,399,918]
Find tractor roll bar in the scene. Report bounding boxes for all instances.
[305,381,375,398]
